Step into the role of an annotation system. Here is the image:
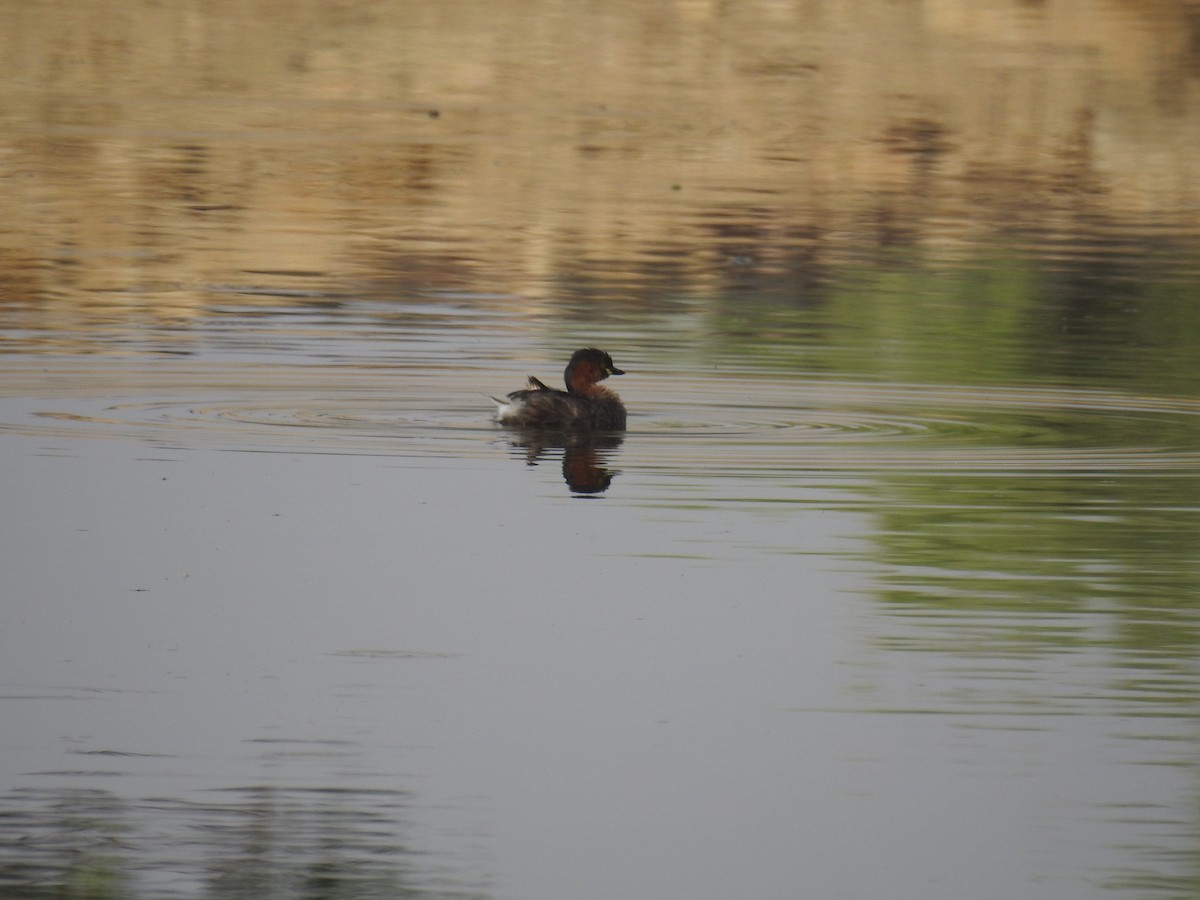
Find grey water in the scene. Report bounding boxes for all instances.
[3,2,1200,898]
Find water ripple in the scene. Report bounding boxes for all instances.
[8,368,1197,474]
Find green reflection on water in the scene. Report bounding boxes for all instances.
[702,247,1200,396]
[866,471,1200,662]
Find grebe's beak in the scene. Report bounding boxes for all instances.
[608,365,625,376]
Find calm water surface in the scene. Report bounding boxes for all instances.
[3,2,1200,899]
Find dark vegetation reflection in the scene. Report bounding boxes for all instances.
[501,430,624,496]
[0,784,486,900]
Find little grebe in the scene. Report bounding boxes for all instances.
[494,348,627,430]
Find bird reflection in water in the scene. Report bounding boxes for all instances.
[502,429,625,495]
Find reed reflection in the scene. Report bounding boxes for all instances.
[0,783,485,900]
[501,429,624,495]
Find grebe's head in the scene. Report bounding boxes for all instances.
[564,348,624,393]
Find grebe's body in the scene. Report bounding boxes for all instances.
[495,348,626,431]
